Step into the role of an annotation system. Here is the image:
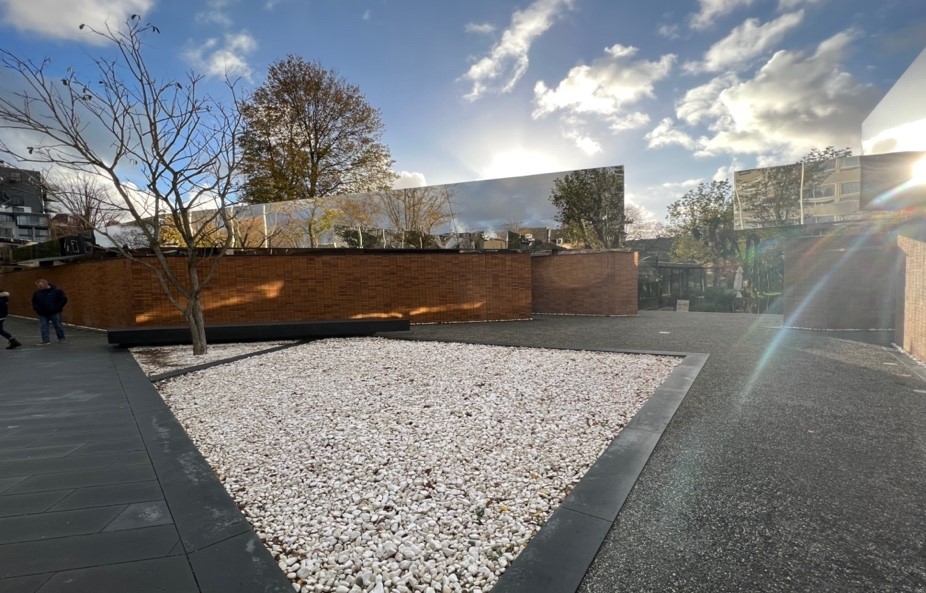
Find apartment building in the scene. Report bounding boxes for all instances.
[0,166,51,243]
[733,155,884,230]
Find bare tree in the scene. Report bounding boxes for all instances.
[375,186,454,247]
[45,172,121,237]
[0,18,241,354]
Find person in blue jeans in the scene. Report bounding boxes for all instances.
[31,279,68,345]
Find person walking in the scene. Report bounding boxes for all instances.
[0,289,22,349]
[32,279,67,345]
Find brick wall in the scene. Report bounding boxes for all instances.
[531,250,638,316]
[1,251,532,327]
[783,234,901,330]
[897,232,926,362]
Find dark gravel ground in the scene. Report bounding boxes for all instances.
[382,311,926,593]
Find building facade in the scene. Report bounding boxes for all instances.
[0,166,51,243]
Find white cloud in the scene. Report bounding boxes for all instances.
[0,0,153,44]
[185,31,257,79]
[778,0,824,8]
[461,0,575,101]
[689,0,756,30]
[362,9,372,21]
[658,24,681,39]
[465,22,495,34]
[658,178,704,190]
[196,0,234,27]
[645,117,698,150]
[533,45,674,122]
[676,72,739,126]
[683,11,805,74]
[672,30,879,161]
[393,171,427,189]
[533,44,674,152]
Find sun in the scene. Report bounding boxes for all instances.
[481,149,563,180]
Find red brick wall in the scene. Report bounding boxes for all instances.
[531,251,638,316]
[897,232,926,362]
[783,234,901,330]
[1,252,532,327]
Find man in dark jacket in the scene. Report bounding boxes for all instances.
[32,279,68,345]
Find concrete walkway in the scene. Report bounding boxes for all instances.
[1,312,925,592]
[0,316,291,593]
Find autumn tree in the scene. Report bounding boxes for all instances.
[736,146,852,227]
[238,56,395,245]
[667,180,738,264]
[0,19,241,354]
[549,166,626,248]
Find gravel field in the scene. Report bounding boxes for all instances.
[142,337,679,593]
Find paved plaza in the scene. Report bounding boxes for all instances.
[1,312,924,592]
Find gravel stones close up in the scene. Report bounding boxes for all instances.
[145,337,679,593]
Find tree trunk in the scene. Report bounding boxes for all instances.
[186,261,209,355]
[186,299,208,355]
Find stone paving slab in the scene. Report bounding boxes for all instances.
[0,316,292,593]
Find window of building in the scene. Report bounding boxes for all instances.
[819,159,836,173]
[813,215,835,223]
[17,228,33,238]
[0,213,13,222]
[35,228,49,238]
[16,214,45,227]
[840,181,860,195]
[812,184,836,198]
[838,156,860,169]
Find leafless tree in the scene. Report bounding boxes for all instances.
[375,185,454,247]
[0,18,241,354]
[45,172,121,236]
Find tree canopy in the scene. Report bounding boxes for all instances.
[667,180,738,263]
[549,166,626,248]
[736,146,852,227]
[238,56,395,205]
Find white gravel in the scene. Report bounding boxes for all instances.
[132,341,297,375]
[145,337,679,593]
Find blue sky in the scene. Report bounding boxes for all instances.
[1,0,924,229]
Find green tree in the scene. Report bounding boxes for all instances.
[667,180,738,264]
[736,146,852,227]
[0,19,240,355]
[549,166,626,248]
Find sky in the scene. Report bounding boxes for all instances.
[0,0,924,231]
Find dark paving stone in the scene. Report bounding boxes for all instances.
[187,531,294,593]
[69,438,145,456]
[0,450,149,478]
[0,489,71,518]
[0,506,125,545]
[50,481,163,512]
[30,556,198,593]
[0,476,27,495]
[0,444,82,463]
[104,501,173,532]
[4,463,155,495]
[0,525,179,579]
[491,506,612,593]
[0,573,52,593]
[560,427,663,523]
[152,449,251,552]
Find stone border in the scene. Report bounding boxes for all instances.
[110,349,293,593]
